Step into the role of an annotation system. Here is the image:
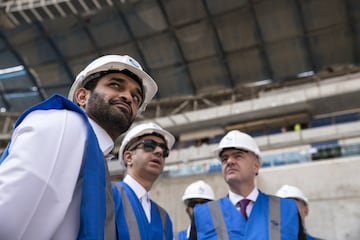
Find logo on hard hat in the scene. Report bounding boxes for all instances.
[224,135,233,143]
[198,186,205,194]
[128,57,141,69]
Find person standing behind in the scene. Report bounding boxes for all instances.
[276,185,323,240]
[112,122,175,240]
[190,130,306,240]
[0,54,157,240]
[177,180,215,240]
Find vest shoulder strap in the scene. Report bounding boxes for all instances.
[155,203,168,240]
[103,160,115,240]
[114,182,141,240]
[207,200,229,240]
[269,195,281,240]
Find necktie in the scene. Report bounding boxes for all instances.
[238,199,251,220]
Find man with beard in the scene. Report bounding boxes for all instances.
[189,130,306,240]
[0,55,157,240]
[112,122,175,240]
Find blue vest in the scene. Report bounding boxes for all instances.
[193,192,299,240]
[112,181,173,240]
[0,94,112,240]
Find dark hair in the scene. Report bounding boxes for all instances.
[83,74,101,91]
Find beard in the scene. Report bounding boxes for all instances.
[85,91,135,138]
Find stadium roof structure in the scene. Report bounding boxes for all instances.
[0,0,359,137]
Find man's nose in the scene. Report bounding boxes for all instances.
[119,90,132,103]
[153,146,165,158]
[226,155,236,165]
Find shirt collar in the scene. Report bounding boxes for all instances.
[88,118,114,156]
[228,188,259,205]
[123,175,149,200]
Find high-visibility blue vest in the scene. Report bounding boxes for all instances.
[193,191,299,240]
[112,181,173,240]
[0,94,114,240]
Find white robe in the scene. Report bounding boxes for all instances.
[0,109,113,240]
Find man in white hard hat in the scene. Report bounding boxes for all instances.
[176,180,215,240]
[0,54,157,240]
[276,185,322,240]
[112,122,175,240]
[190,130,306,240]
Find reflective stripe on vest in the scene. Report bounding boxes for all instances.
[269,195,281,240]
[104,159,115,240]
[114,182,168,239]
[207,195,281,240]
[208,201,229,240]
[157,204,168,240]
[114,182,141,240]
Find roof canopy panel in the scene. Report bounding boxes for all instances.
[0,0,358,119]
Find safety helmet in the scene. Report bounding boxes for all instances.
[214,130,261,157]
[119,122,175,162]
[68,54,158,115]
[276,184,308,204]
[182,180,215,205]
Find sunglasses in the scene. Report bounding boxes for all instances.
[129,139,169,158]
[187,200,210,208]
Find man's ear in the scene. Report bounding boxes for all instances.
[254,157,261,176]
[74,88,89,108]
[123,151,133,167]
[304,205,309,217]
[185,206,194,218]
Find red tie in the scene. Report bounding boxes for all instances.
[238,199,251,220]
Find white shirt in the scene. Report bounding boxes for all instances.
[0,109,113,240]
[229,188,259,218]
[123,175,151,222]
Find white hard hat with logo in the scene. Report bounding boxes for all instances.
[214,130,261,157]
[182,180,215,205]
[276,184,308,204]
[68,54,158,114]
[119,122,175,162]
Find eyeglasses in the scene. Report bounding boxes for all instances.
[129,139,169,158]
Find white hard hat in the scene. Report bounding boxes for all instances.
[182,180,215,205]
[119,122,175,162]
[68,55,158,114]
[276,184,308,204]
[214,130,261,157]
